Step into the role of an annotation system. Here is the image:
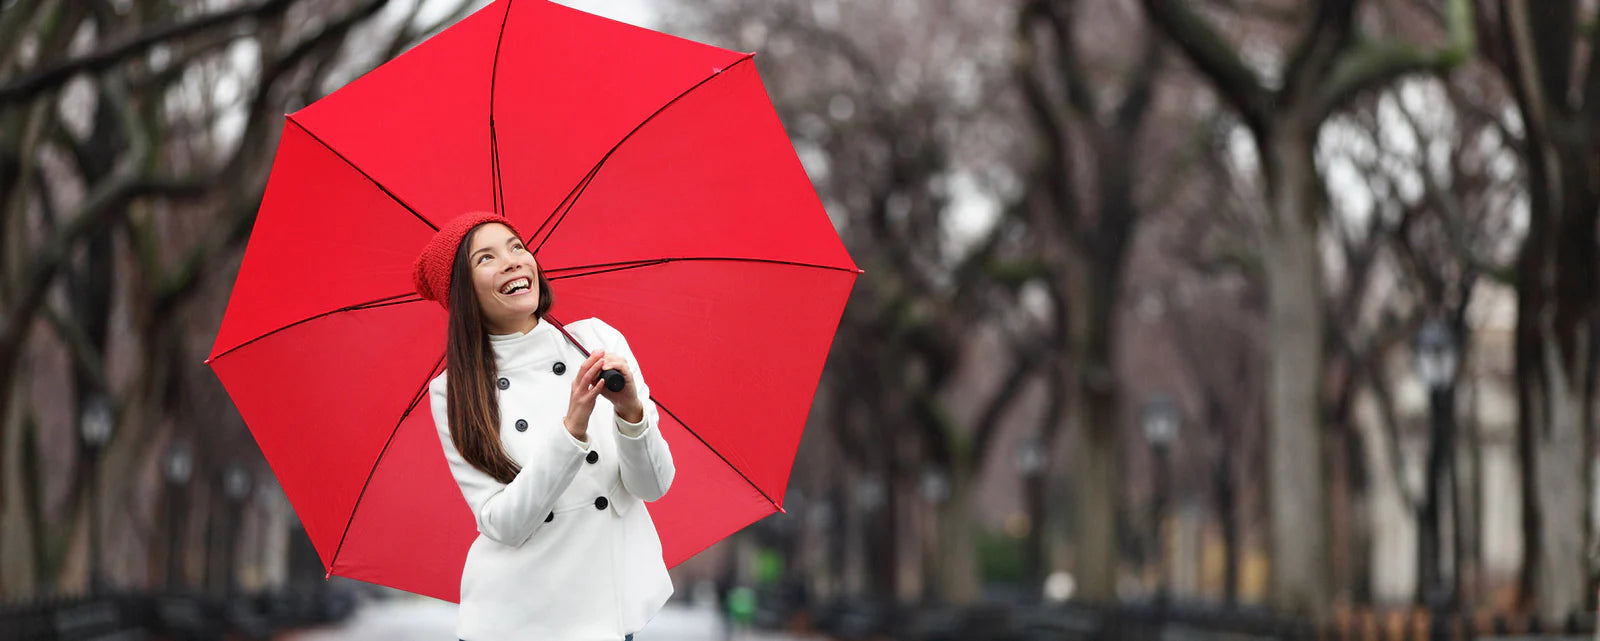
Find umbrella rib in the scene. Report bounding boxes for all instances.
[529,161,602,254]
[488,0,514,217]
[528,53,758,254]
[325,351,448,578]
[545,256,862,281]
[652,399,785,514]
[542,313,782,513]
[206,292,423,363]
[286,116,437,231]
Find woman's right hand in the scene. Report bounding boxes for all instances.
[563,350,607,441]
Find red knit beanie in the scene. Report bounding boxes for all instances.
[412,211,526,308]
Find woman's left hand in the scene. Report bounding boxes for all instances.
[596,352,643,422]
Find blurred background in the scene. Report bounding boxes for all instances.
[1,0,1597,639]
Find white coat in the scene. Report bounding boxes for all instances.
[428,316,676,641]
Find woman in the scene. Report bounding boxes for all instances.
[412,211,676,641]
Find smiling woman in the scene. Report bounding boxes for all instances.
[410,210,676,641]
[465,222,547,336]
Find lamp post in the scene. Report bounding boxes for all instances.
[852,476,890,598]
[918,468,949,601]
[1142,395,1178,606]
[1413,317,1458,638]
[1013,435,1046,601]
[223,462,253,597]
[78,395,113,594]
[164,440,193,592]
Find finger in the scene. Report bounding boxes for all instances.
[571,369,592,394]
[601,362,629,388]
[583,377,605,400]
[583,351,607,376]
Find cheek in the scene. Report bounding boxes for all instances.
[472,269,497,300]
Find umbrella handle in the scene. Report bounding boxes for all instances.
[547,317,625,392]
[598,368,626,392]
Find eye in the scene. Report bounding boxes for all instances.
[512,243,525,253]
[477,253,491,264]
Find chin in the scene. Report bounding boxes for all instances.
[504,298,540,317]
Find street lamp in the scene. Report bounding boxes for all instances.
[164,440,192,592]
[1412,317,1458,638]
[79,395,113,594]
[1013,435,1047,601]
[917,467,949,601]
[223,462,253,596]
[853,477,885,513]
[1142,395,1179,606]
[919,468,950,507]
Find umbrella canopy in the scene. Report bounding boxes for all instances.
[206,0,856,603]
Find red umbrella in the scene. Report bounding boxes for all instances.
[205,0,857,602]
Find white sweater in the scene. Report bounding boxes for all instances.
[429,316,676,641]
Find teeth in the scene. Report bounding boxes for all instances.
[500,278,530,294]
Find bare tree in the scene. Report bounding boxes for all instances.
[667,0,1042,603]
[1473,0,1600,621]
[1137,0,1473,615]
[0,0,473,595]
[1010,0,1178,601]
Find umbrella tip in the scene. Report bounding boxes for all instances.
[774,503,787,515]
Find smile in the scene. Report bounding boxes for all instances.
[499,277,531,295]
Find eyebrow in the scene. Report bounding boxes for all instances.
[471,237,523,258]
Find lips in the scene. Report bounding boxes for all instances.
[499,277,531,295]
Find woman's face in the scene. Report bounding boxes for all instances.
[467,223,541,333]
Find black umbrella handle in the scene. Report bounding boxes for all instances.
[598,368,626,392]
[547,315,626,392]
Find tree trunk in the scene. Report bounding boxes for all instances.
[1072,431,1118,603]
[1067,267,1121,605]
[0,393,37,597]
[935,476,980,603]
[1213,429,1240,605]
[1261,120,1330,617]
[1495,0,1599,619]
[1524,333,1590,622]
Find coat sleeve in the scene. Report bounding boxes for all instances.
[593,318,676,502]
[430,375,585,547]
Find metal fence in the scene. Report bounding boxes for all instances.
[0,587,356,641]
[802,599,1598,641]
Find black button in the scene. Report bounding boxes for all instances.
[515,419,528,432]
[497,377,509,390]
[586,451,599,464]
[594,496,608,510]
[552,361,566,375]
[545,512,554,523]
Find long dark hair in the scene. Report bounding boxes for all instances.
[444,222,555,484]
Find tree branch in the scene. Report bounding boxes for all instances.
[1022,0,1096,116]
[1015,7,1084,239]
[1140,0,1270,133]
[380,0,476,64]
[1115,32,1164,132]
[0,0,294,105]
[1282,0,1359,103]
[0,0,48,75]
[1311,0,1475,122]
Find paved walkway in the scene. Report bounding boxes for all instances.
[279,595,823,641]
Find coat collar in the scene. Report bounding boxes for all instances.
[486,316,567,371]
